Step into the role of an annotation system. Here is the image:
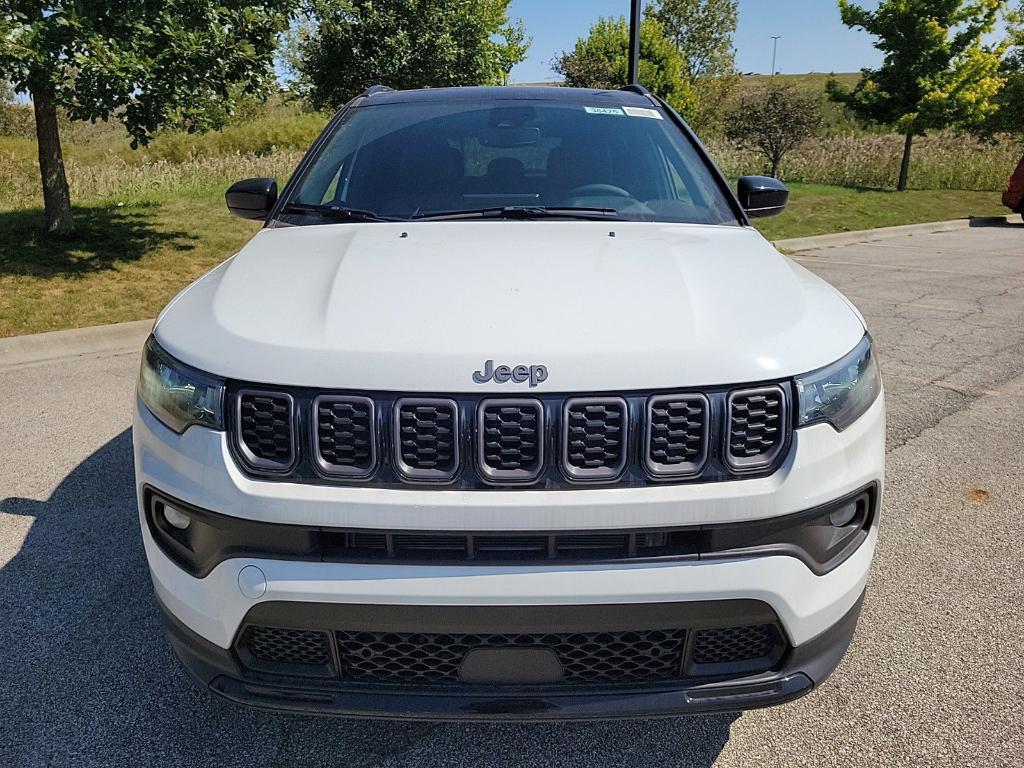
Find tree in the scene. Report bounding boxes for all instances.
[0,1,295,234]
[976,2,1024,137]
[647,0,740,130]
[494,18,532,86]
[726,84,822,178]
[828,0,1008,191]
[553,17,691,111]
[295,0,528,110]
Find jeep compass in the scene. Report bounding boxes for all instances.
[134,85,884,719]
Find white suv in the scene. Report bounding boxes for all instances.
[134,85,884,720]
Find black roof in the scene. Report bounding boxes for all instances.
[361,85,656,107]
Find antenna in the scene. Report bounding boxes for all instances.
[627,0,642,85]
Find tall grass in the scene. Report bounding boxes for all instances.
[707,133,1022,192]
[0,150,306,210]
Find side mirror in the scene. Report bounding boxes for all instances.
[226,178,278,220]
[737,176,789,219]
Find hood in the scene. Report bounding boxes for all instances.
[154,221,865,392]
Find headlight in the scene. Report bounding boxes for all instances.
[138,336,224,433]
[796,334,881,431]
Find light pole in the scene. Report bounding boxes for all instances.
[770,36,782,78]
[628,0,642,85]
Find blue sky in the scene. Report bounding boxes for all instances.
[508,0,887,81]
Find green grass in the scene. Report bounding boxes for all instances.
[0,183,1009,338]
[0,196,259,337]
[754,183,1008,240]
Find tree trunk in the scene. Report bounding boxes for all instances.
[31,88,74,235]
[897,132,914,192]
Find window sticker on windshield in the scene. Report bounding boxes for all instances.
[623,106,664,120]
[584,106,626,116]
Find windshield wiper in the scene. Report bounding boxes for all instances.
[281,203,400,223]
[412,206,622,222]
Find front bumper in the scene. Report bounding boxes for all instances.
[135,393,883,717]
[159,591,865,721]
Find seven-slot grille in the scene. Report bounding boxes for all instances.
[726,386,788,471]
[561,397,629,481]
[314,396,376,477]
[230,385,791,486]
[393,398,459,481]
[236,391,295,471]
[645,394,709,477]
[477,399,544,483]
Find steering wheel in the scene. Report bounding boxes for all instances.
[567,183,632,199]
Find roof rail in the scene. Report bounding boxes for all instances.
[620,84,653,97]
[360,85,394,98]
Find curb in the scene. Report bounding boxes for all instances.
[0,319,152,371]
[775,215,1020,253]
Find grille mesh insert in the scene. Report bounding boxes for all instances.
[334,629,687,684]
[647,395,709,476]
[727,387,787,470]
[479,400,543,482]
[395,399,458,480]
[237,392,294,468]
[691,624,779,665]
[563,398,628,480]
[241,626,330,666]
[315,397,375,476]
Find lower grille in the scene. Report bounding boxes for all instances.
[692,624,781,665]
[235,616,788,686]
[240,626,331,666]
[322,528,700,562]
[334,629,688,684]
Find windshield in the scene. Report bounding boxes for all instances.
[285,98,740,225]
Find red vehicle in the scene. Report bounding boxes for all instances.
[1005,155,1024,214]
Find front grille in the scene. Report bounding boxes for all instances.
[314,396,376,477]
[477,399,544,483]
[393,399,459,481]
[227,383,792,488]
[562,398,628,480]
[240,626,331,666]
[236,391,295,470]
[645,394,709,477]
[334,629,688,684]
[726,386,788,471]
[691,624,780,665]
[323,528,700,563]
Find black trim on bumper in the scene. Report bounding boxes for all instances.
[157,592,865,721]
[145,483,879,578]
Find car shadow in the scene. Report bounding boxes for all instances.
[0,205,196,279]
[0,430,736,768]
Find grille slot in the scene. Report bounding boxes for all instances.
[236,391,295,471]
[334,629,687,684]
[238,626,332,676]
[691,624,781,666]
[314,396,376,477]
[561,397,629,481]
[393,398,459,481]
[477,399,545,483]
[726,386,788,471]
[645,394,709,477]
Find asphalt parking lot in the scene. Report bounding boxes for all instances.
[1,221,1023,767]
